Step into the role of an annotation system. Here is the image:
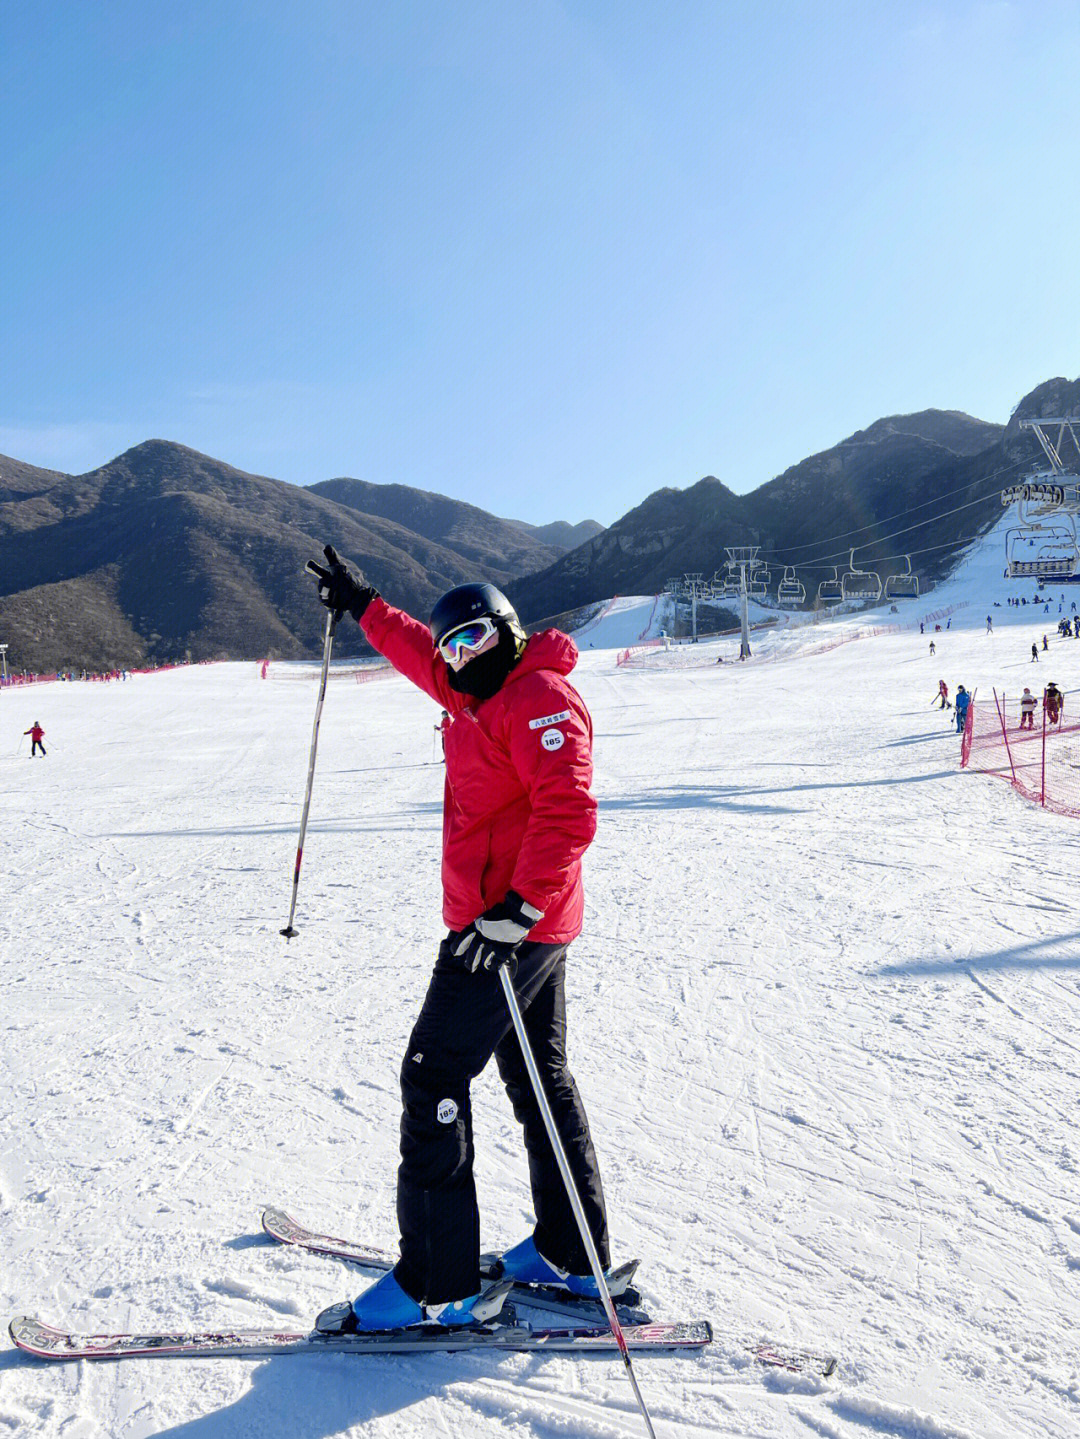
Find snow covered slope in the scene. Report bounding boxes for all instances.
[2,520,1079,1438]
[571,592,776,649]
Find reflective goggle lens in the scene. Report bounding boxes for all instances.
[438,617,497,661]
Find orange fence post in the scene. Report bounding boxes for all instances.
[993,689,1018,786]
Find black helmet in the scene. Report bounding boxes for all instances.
[429,583,524,645]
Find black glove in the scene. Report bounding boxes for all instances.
[453,890,545,975]
[306,544,377,623]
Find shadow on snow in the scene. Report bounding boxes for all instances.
[874,930,1080,977]
[599,769,958,814]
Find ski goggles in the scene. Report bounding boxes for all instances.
[437,616,498,663]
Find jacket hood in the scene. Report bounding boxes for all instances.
[507,628,579,683]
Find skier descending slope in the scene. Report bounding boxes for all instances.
[306,546,611,1333]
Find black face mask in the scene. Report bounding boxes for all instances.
[446,626,522,700]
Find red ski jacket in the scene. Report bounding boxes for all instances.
[361,598,597,943]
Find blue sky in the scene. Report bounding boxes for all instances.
[3,1,1078,524]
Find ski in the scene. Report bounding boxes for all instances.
[9,1314,711,1361]
[262,1205,647,1319]
[748,1341,838,1379]
[260,1207,837,1377]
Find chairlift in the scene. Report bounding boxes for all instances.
[817,567,844,603]
[712,561,739,599]
[1005,521,1080,578]
[777,566,806,606]
[883,555,919,600]
[841,549,882,603]
[747,573,767,601]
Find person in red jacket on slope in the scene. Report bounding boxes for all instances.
[307,545,609,1335]
[24,722,46,757]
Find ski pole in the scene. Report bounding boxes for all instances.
[496,964,658,1439]
[281,606,337,939]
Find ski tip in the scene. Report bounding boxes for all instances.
[9,1316,61,1357]
[261,1206,296,1238]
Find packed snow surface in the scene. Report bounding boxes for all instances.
[3,519,1079,1438]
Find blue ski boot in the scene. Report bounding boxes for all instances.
[497,1236,602,1298]
[315,1271,505,1334]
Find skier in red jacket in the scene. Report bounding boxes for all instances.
[24,722,46,757]
[307,546,608,1334]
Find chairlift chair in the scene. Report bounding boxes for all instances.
[841,549,882,603]
[817,567,844,603]
[883,555,919,599]
[1006,521,1080,579]
[777,566,806,606]
[715,562,740,599]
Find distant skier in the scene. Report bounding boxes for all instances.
[920,622,925,634]
[1020,688,1037,729]
[936,679,950,709]
[1044,682,1063,727]
[954,686,970,734]
[434,708,451,760]
[1043,634,1049,651]
[1032,643,1039,663]
[23,722,45,757]
[929,640,936,656]
[306,546,610,1334]
[986,615,993,634]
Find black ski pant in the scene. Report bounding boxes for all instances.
[30,741,45,757]
[393,934,609,1306]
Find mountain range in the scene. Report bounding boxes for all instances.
[506,383,1079,620]
[0,443,601,671]
[1,376,1077,671]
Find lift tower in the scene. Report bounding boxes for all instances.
[724,546,760,659]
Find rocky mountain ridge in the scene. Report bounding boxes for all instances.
[0,442,592,670]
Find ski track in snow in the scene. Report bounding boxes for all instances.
[3,535,1080,1438]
